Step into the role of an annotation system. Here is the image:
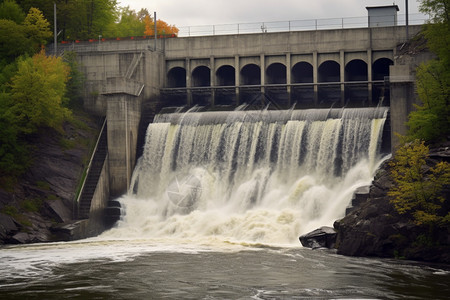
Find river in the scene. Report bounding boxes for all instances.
[1,239,449,299]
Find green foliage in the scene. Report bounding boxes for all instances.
[23,7,52,51]
[407,60,450,142]
[407,0,450,142]
[8,50,71,134]
[0,0,25,23]
[389,140,450,226]
[62,51,84,109]
[103,6,145,38]
[0,19,32,62]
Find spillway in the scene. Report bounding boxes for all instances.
[104,107,389,246]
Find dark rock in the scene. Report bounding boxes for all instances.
[44,199,72,223]
[0,213,19,242]
[11,232,30,244]
[299,226,337,249]
[334,152,450,264]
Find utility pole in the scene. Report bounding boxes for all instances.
[54,3,57,55]
[154,11,157,51]
[405,0,409,39]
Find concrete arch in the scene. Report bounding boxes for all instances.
[292,62,313,83]
[373,58,393,80]
[345,59,368,81]
[167,67,186,88]
[216,65,235,86]
[318,60,340,82]
[192,66,210,87]
[240,64,261,85]
[266,63,286,84]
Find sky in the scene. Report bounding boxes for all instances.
[117,0,425,27]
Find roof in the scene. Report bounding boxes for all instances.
[366,5,400,12]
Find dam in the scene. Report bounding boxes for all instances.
[55,17,432,236]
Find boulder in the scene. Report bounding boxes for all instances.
[299,226,337,249]
[0,213,19,242]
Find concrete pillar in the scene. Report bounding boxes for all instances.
[107,94,141,197]
[210,56,215,107]
[235,55,240,105]
[260,53,265,94]
[313,51,318,105]
[340,50,345,106]
[186,58,192,106]
[367,49,373,105]
[286,53,292,107]
[389,64,417,150]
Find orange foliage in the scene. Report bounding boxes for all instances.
[144,15,179,36]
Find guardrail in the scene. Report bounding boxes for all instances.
[176,13,427,37]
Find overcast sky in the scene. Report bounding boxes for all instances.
[117,0,424,27]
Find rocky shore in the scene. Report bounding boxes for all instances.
[301,144,450,264]
[0,112,101,245]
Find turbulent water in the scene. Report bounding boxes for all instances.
[2,106,450,299]
[104,107,389,246]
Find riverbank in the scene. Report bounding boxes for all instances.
[0,110,101,244]
[334,142,450,264]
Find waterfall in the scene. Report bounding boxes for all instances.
[104,107,389,246]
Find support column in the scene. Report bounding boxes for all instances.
[260,53,265,95]
[210,56,215,107]
[313,51,318,106]
[186,58,192,106]
[340,50,345,106]
[367,49,373,105]
[286,53,292,107]
[107,94,141,197]
[235,55,240,105]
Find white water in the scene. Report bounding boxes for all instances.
[102,107,389,246]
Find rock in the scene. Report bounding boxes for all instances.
[11,232,30,244]
[299,226,337,249]
[0,213,19,242]
[44,199,72,223]
[334,152,450,263]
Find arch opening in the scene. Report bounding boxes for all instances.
[345,59,368,81]
[318,60,340,82]
[240,64,261,85]
[372,58,393,81]
[192,66,211,87]
[292,62,313,83]
[167,67,187,88]
[216,65,235,86]
[266,63,286,84]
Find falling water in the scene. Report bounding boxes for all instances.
[104,107,389,246]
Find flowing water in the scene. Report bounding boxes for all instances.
[1,107,449,299]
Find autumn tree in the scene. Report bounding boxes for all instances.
[144,15,179,36]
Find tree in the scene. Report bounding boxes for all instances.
[407,0,450,142]
[0,19,32,62]
[144,15,179,36]
[0,0,25,23]
[8,50,71,134]
[23,7,52,51]
[389,140,450,226]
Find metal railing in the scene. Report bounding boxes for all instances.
[176,13,428,37]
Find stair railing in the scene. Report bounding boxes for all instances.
[74,118,107,219]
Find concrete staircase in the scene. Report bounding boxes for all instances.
[77,120,108,219]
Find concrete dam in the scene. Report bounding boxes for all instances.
[57,24,431,236]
